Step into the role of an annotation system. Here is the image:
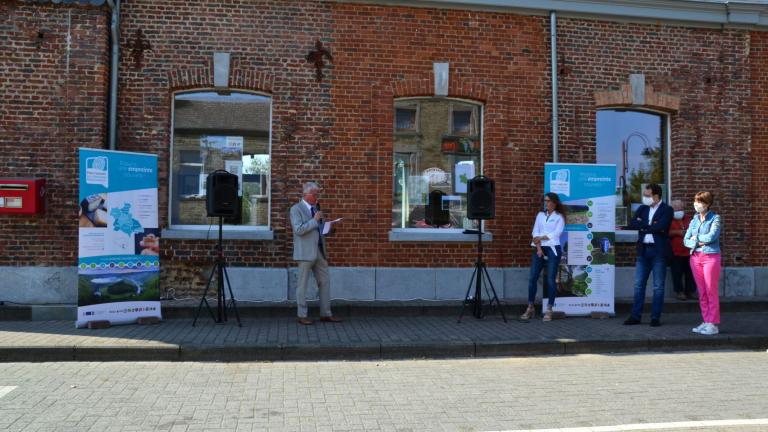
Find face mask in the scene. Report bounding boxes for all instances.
[641,196,654,206]
[694,202,707,214]
[673,211,684,220]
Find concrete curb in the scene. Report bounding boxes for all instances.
[4,298,768,321]
[2,336,766,362]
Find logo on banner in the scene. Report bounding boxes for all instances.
[85,156,109,188]
[549,169,570,196]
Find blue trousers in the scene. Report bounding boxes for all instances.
[527,246,562,306]
[631,244,667,321]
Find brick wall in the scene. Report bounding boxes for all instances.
[750,31,768,266]
[116,0,552,293]
[328,4,551,268]
[555,19,752,267]
[1,0,760,297]
[0,1,109,265]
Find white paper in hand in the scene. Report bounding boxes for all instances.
[322,218,343,235]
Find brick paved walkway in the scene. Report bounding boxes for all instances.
[1,311,766,362]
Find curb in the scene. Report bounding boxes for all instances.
[2,336,766,362]
[4,298,768,321]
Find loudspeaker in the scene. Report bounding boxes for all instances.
[206,170,240,217]
[425,189,450,227]
[467,175,495,220]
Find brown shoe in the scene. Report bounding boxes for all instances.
[297,317,313,325]
[320,316,342,323]
[675,292,687,301]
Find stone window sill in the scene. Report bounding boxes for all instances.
[161,228,274,241]
[388,229,492,242]
[616,230,638,243]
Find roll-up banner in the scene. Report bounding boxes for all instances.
[545,163,616,316]
[77,148,161,328]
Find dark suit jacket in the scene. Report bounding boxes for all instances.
[628,201,673,257]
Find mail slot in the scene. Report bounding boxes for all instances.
[0,178,46,214]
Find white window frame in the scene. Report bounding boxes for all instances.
[389,96,490,242]
[596,107,671,243]
[164,89,273,240]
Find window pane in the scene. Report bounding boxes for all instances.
[596,110,664,228]
[395,107,418,131]
[172,92,270,227]
[393,99,481,230]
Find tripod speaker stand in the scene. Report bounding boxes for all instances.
[457,225,507,323]
[193,169,242,327]
[193,216,242,327]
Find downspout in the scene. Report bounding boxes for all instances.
[106,0,120,150]
[550,10,558,163]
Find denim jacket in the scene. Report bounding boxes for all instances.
[683,211,721,254]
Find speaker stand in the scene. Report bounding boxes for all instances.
[193,216,242,327]
[457,225,507,323]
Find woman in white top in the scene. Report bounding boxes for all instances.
[520,192,566,322]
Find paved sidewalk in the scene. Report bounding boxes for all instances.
[1,310,766,362]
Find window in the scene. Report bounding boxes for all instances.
[171,91,271,228]
[395,103,419,133]
[596,110,666,229]
[392,98,482,230]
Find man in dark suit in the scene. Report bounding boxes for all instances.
[624,183,673,327]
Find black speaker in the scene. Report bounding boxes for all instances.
[206,170,240,217]
[425,190,450,227]
[467,175,495,220]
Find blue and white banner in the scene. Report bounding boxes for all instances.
[77,149,161,328]
[545,163,616,315]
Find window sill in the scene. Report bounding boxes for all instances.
[162,228,274,241]
[615,230,638,243]
[389,229,492,242]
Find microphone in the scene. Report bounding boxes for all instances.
[315,202,323,222]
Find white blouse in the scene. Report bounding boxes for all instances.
[530,211,565,255]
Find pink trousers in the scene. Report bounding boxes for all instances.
[689,252,721,325]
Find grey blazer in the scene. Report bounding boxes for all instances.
[290,201,325,261]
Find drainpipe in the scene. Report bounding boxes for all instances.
[106,0,120,150]
[550,10,558,163]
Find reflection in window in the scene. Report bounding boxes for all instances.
[392,99,481,230]
[395,104,419,133]
[171,92,271,227]
[596,110,665,228]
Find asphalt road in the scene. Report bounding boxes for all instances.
[1,351,767,432]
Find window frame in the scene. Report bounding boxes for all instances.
[394,101,421,135]
[595,107,671,242]
[167,88,273,233]
[389,96,489,242]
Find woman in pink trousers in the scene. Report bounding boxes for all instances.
[683,191,722,336]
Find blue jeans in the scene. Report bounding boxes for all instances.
[527,246,562,306]
[631,244,667,321]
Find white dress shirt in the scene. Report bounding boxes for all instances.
[644,202,660,244]
[531,211,565,255]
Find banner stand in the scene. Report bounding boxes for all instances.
[544,163,616,316]
[77,148,162,328]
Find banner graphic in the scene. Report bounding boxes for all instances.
[544,163,616,315]
[77,148,161,328]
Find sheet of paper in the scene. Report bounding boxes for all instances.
[322,218,343,235]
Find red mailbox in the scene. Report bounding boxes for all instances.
[0,178,46,215]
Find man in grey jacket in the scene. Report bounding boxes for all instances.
[290,182,342,325]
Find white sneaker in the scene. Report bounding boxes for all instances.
[699,323,719,335]
[692,322,707,333]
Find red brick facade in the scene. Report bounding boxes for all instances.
[0,1,109,265]
[1,0,765,295]
[555,20,753,267]
[750,31,768,267]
